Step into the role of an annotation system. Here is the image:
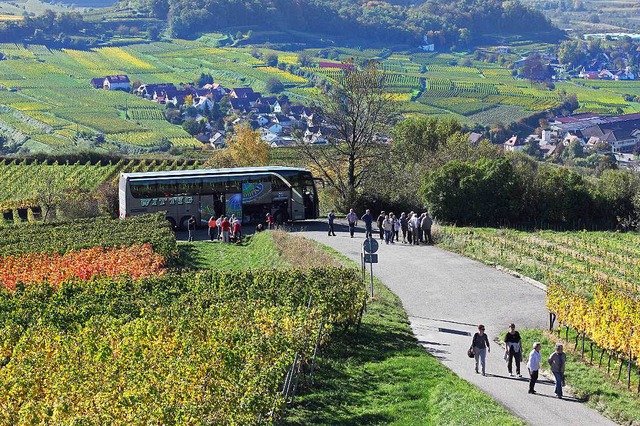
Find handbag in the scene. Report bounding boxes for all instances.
[467,346,475,358]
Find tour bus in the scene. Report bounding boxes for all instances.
[119,166,320,229]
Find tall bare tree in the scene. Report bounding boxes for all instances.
[299,60,398,210]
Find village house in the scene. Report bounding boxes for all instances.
[90,75,131,91]
[104,75,130,91]
[503,135,527,152]
[550,113,640,153]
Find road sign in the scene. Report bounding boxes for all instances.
[364,253,378,263]
[363,238,379,254]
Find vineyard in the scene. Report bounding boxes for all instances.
[0,215,367,424]
[437,226,640,390]
[0,41,639,153]
[0,158,205,212]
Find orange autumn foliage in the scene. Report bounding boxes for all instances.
[0,243,166,290]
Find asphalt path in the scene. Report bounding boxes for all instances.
[292,219,617,426]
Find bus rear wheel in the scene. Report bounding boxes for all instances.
[166,217,177,230]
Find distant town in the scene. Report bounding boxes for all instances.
[90,74,333,150]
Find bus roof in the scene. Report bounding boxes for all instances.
[121,166,311,180]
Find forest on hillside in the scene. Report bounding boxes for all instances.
[156,0,561,45]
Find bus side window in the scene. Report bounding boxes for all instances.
[131,182,156,198]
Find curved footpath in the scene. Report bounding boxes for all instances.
[296,220,616,426]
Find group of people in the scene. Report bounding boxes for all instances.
[470,323,567,398]
[206,214,242,243]
[331,208,433,245]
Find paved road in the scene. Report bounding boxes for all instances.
[294,220,617,426]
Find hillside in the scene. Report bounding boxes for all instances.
[71,0,562,48]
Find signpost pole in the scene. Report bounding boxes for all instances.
[370,258,374,298]
[362,238,379,298]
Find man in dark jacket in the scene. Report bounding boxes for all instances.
[361,209,374,238]
[327,210,336,236]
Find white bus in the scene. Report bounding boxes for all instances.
[119,166,320,229]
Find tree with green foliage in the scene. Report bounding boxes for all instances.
[297,51,313,67]
[299,61,398,210]
[264,53,278,67]
[196,73,214,88]
[519,53,552,83]
[422,158,519,225]
[523,139,543,160]
[265,77,284,93]
[182,118,206,135]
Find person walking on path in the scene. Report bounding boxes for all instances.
[549,344,566,398]
[392,213,400,243]
[346,208,358,238]
[399,212,408,243]
[421,211,434,245]
[187,215,196,242]
[527,342,542,394]
[327,210,337,236]
[472,324,491,376]
[504,323,523,377]
[409,213,420,245]
[207,216,217,241]
[377,211,385,240]
[216,215,223,240]
[383,214,394,244]
[361,209,374,238]
[220,216,231,243]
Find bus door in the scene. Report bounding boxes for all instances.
[289,187,305,221]
[199,193,224,224]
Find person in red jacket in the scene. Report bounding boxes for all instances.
[232,219,242,243]
[207,216,217,241]
[266,212,275,230]
[220,216,231,243]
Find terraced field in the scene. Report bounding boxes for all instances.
[0,40,638,154]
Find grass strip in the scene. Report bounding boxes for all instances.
[282,244,524,426]
[518,329,640,425]
[176,231,287,269]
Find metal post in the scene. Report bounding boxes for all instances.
[309,319,325,380]
[369,258,374,298]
